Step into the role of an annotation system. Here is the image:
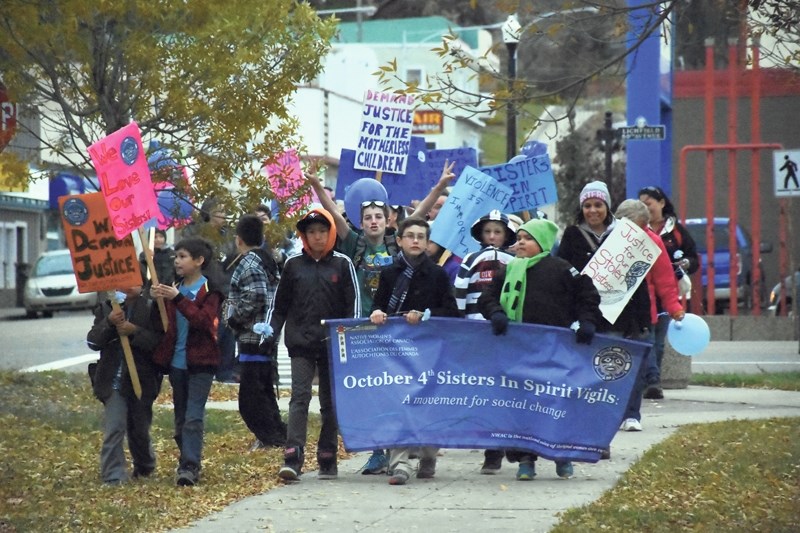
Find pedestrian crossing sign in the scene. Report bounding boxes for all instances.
[773,150,800,197]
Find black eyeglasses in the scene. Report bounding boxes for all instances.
[361,200,386,208]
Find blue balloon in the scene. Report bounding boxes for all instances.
[667,313,711,356]
[520,140,548,158]
[343,178,388,229]
[156,188,193,224]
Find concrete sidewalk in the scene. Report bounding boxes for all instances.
[178,386,800,533]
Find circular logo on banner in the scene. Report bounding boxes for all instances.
[592,346,633,382]
[62,197,89,226]
[416,150,426,163]
[119,136,139,165]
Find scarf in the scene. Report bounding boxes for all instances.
[500,219,558,322]
[387,251,418,314]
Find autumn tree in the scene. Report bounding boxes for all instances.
[0,0,337,233]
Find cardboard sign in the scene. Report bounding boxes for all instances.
[355,89,415,174]
[479,154,558,212]
[581,218,662,323]
[60,192,142,293]
[429,166,513,258]
[337,139,477,208]
[88,122,159,239]
[265,149,312,216]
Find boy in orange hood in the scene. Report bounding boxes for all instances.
[265,207,360,481]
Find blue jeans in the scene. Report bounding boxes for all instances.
[169,369,213,472]
[647,314,670,385]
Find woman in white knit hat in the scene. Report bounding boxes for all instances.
[556,181,615,272]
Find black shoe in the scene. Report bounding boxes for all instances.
[417,457,436,479]
[132,466,154,479]
[600,448,611,460]
[278,446,304,481]
[317,450,338,480]
[480,455,503,475]
[643,386,664,399]
[176,468,199,486]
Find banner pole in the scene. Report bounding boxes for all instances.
[109,291,143,399]
[137,227,169,332]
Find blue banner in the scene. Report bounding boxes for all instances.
[337,139,478,208]
[326,317,648,463]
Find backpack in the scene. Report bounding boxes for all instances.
[352,233,399,268]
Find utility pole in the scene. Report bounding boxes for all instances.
[596,111,619,183]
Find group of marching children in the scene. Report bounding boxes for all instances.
[87,170,689,488]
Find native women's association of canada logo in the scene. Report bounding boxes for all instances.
[592,346,633,382]
[62,197,89,226]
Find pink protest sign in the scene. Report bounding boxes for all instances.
[265,150,312,216]
[88,122,159,239]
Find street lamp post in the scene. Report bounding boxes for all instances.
[502,15,522,162]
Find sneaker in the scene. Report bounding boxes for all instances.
[176,469,198,487]
[317,451,338,480]
[318,463,338,480]
[516,461,536,481]
[600,448,612,460]
[388,469,410,485]
[361,450,388,475]
[480,455,503,475]
[278,447,303,481]
[621,418,643,432]
[555,461,574,479]
[643,386,664,399]
[249,439,266,452]
[417,457,436,479]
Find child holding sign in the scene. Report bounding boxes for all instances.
[478,219,601,481]
[150,237,225,487]
[87,285,163,485]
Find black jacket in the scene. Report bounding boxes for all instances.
[371,254,460,318]
[478,255,600,329]
[87,296,163,403]
[267,250,359,355]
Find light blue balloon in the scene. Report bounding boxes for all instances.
[343,178,388,230]
[667,313,711,356]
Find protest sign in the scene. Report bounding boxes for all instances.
[581,217,662,323]
[429,166,513,258]
[325,317,648,462]
[355,89,415,174]
[265,149,312,217]
[337,139,477,208]
[479,154,558,212]
[88,122,159,240]
[60,192,143,293]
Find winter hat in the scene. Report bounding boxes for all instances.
[470,210,516,248]
[579,181,610,208]
[518,219,559,254]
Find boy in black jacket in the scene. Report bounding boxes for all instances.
[87,285,163,485]
[369,218,460,485]
[225,215,286,450]
[267,208,360,481]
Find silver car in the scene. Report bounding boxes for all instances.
[23,249,98,318]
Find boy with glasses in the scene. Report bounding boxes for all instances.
[369,218,460,485]
[307,164,455,475]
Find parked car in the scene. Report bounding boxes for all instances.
[768,271,797,317]
[23,249,97,318]
[684,218,772,313]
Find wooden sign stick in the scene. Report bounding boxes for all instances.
[137,227,169,332]
[108,291,143,399]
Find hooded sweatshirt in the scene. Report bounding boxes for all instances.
[266,208,360,355]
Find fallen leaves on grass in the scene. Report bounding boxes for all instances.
[0,371,329,532]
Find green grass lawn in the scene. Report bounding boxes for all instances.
[0,370,797,532]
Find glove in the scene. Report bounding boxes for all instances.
[490,312,509,336]
[575,320,595,345]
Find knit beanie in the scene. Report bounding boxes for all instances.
[579,181,610,208]
[518,219,558,254]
